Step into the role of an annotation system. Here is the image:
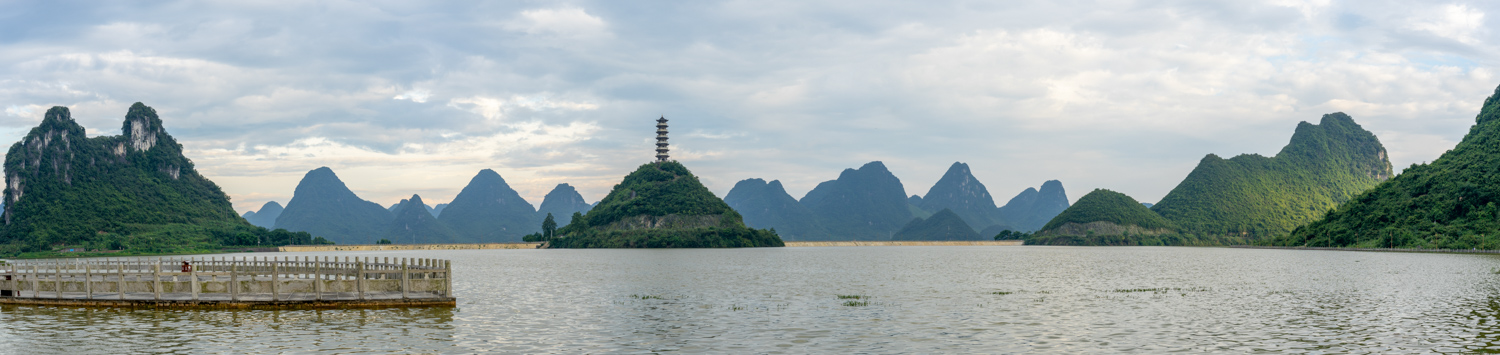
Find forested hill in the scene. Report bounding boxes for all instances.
[551,161,782,248]
[1150,112,1392,240]
[1273,85,1500,249]
[0,104,326,256]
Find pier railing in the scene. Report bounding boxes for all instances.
[0,256,452,302]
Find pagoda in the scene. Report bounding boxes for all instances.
[655,116,669,162]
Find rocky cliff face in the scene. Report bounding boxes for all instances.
[1,103,245,246]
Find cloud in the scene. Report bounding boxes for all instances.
[505,7,610,39]
[1,0,1498,212]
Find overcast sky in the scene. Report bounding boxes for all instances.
[3,1,1497,213]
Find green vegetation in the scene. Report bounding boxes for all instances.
[892,208,983,240]
[0,104,330,257]
[1271,85,1500,249]
[1041,189,1176,231]
[993,230,1031,240]
[548,161,783,248]
[376,238,393,244]
[1151,112,1392,240]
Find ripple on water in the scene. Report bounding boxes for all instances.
[5,247,1500,353]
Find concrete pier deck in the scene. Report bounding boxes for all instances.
[0,257,456,309]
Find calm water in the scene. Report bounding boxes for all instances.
[4,246,1500,353]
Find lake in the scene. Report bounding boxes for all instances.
[3,246,1499,353]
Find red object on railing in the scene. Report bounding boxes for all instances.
[181,261,192,273]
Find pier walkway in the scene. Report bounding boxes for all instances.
[0,256,454,309]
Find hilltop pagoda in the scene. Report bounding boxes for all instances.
[655,116,670,162]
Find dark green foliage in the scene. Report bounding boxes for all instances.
[376,238,393,244]
[1151,112,1392,239]
[275,167,393,244]
[1272,84,1500,249]
[384,194,459,244]
[993,230,1031,240]
[550,161,783,248]
[1042,189,1176,231]
[1024,233,1244,246]
[800,161,912,240]
[0,104,325,257]
[244,201,282,228]
[537,183,592,226]
[438,169,540,242]
[723,178,830,241]
[917,162,1003,232]
[995,180,1071,232]
[892,208,983,241]
[542,213,557,239]
[574,161,735,226]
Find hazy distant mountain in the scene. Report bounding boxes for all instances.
[800,161,912,240]
[438,169,539,242]
[385,194,459,244]
[917,162,1006,232]
[388,201,439,215]
[1141,203,1154,208]
[907,195,923,205]
[724,178,830,241]
[1152,112,1392,240]
[431,203,447,217]
[995,180,1070,232]
[537,183,592,226]
[893,208,982,241]
[244,201,283,228]
[275,167,394,244]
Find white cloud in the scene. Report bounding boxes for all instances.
[447,95,598,121]
[393,89,430,103]
[505,7,610,39]
[1407,4,1486,44]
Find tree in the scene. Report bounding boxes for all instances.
[542,213,557,240]
[376,238,393,244]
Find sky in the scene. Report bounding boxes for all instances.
[2,0,1497,213]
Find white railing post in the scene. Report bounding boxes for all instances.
[85,263,92,300]
[153,261,161,300]
[401,258,409,300]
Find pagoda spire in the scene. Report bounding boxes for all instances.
[655,116,669,162]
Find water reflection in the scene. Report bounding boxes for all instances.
[3,247,1500,353]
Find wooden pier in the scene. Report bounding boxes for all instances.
[0,257,455,309]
